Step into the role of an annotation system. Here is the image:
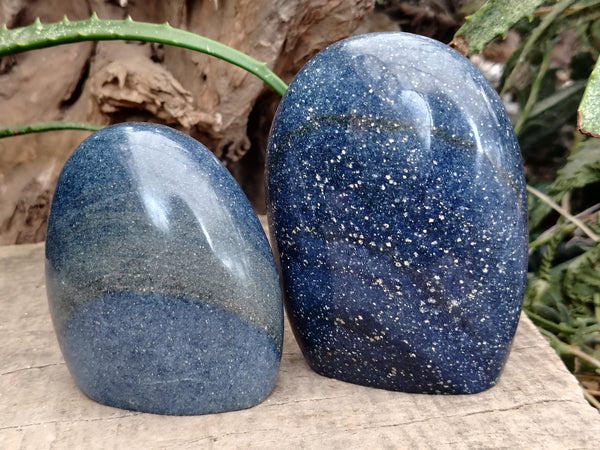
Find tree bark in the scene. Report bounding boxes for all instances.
[0,0,373,244]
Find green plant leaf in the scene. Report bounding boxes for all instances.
[563,245,600,306]
[517,81,586,156]
[527,185,599,241]
[578,55,600,137]
[0,121,103,138]
[555,1,600,36]
[499,0,577,95]
[550,138,600,194]
[451,0,546,55]
[531,303,562,323]
[527,181,556,233]
[528,80,588,120]
[0,14,288,96]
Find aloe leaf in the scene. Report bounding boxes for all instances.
[0,121,103,138]
[0,14,288,96]
[452,0,546,55]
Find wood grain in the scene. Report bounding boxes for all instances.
[1,242,599,449]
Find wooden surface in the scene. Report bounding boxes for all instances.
[1,242,599,449]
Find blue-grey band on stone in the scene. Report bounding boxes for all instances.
[46,123,283,415]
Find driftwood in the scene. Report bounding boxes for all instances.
[0,0,373,244]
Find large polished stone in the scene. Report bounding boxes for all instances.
[46,123,283,415]
[267,32,528,394]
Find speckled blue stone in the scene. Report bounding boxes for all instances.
[46,123,283,415]
[267,32,528,394]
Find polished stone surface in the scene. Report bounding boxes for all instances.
[267,32,528,394]
[46,123,283,415]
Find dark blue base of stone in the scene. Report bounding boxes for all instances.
[59,292,281,415]
[286,291,515,394]
[292,319,511,395]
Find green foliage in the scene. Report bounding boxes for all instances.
[468,0,600,405]
[516,80,586,151]
[551,138,600,193]
[452,0,546,54]
[499,0,577,96]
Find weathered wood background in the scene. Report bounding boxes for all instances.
[0,0,382,244]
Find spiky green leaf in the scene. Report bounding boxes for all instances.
[0,15,288,95]
[0,121,103,138]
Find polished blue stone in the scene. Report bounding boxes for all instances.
[46,123,283,415]
[267,32,528,394]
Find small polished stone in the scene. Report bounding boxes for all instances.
[46,123,283,415]
[267,32,528,394]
